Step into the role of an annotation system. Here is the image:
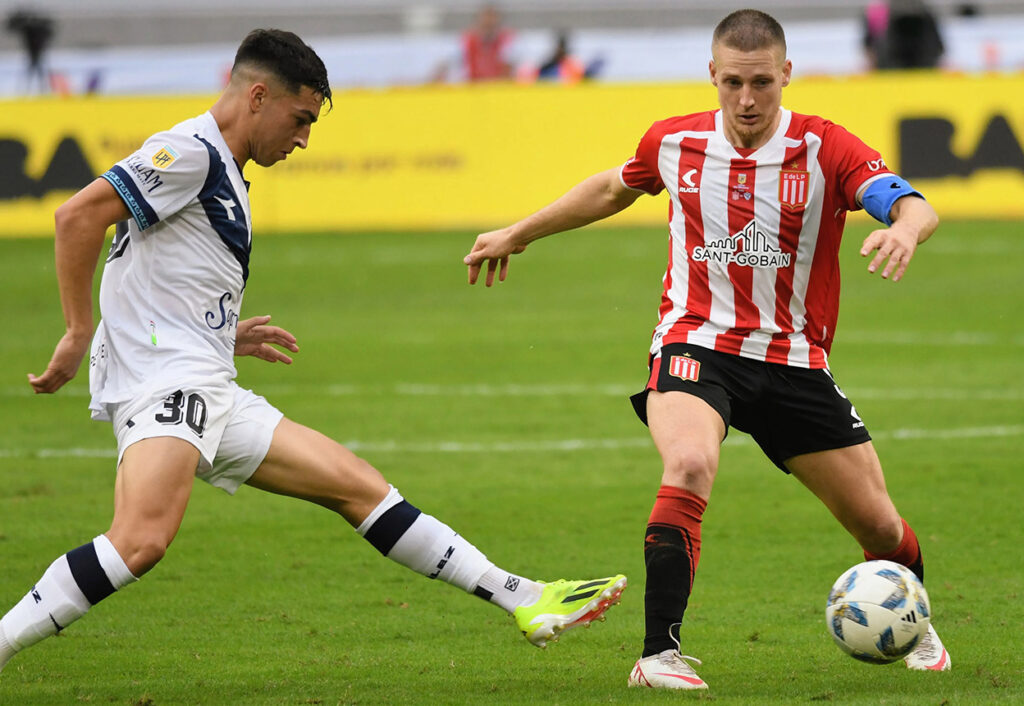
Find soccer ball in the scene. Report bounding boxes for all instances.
[825,560,930,664]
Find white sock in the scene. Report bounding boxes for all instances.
[0,535,137,660]
[0,624,15,671]
[358,486,534,609]
[474,566,544,613]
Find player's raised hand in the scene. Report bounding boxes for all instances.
[28,331,92,394]
[860,224,918,282]
[234,315,299,364]
[464,228,527,286]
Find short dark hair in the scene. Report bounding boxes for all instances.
[233,29,332,109]
[713,9,787,55]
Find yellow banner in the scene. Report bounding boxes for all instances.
[2,72,1022,237]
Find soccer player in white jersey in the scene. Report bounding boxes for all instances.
[464,9,950,690]
[0,29,627,679]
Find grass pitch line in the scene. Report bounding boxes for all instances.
[2,424,1021,459]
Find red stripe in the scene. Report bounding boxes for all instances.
[666,137,711,340]
[765,140,808,364]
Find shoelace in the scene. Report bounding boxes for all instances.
[911,628,937,660]
[664,622,704,673]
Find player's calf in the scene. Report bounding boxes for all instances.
[0,535,137,669]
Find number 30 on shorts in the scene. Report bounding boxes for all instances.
[155,390,209,437]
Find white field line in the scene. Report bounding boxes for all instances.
[1,424,1021,459]
[5,383,1023,401]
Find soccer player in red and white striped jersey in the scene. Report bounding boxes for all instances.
[465,9,949,689]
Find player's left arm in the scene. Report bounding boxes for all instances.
[234,315,299,364]
[858,177,939,282]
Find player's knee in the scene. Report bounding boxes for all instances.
[661,448,717,492]
[322,448,390,515]
[115,533,171,576]
[856,515,904,555]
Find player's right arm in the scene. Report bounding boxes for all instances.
[463,166,641,286]
[28,179,130,394]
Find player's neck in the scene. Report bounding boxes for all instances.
[209,95,251,167]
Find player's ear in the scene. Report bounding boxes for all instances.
[709,59,718,86]
[249,82,268,113]
[781,59,792,88]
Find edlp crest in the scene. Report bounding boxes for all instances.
[779,169,809,210]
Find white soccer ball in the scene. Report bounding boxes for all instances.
[825,560,930,664]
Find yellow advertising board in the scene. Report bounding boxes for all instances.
[1,71,1022,237]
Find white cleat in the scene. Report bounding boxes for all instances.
[904,624,951,671]
[628,650,708,690]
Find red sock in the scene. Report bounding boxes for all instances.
[647,485,707,586]
[863,517,924,583]
[643,485,707,657]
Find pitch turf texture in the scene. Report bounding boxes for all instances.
[0,221,1020,705]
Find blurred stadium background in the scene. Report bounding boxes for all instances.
[1,0,1022,235]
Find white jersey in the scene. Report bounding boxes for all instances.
[88,111,252,421]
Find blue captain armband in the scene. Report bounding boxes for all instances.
[860,175,924,226]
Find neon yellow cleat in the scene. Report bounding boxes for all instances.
[514,575,627,648]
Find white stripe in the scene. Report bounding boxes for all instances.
[1,424,1020,459]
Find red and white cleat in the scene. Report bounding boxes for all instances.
[628,649,708,690]
[904,624,951,671]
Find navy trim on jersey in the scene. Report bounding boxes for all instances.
[102,166,159,231]
[194,135,251,282]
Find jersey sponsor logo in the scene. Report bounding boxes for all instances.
[692,219,792,269]
[151,145,180,169]
[679,168,699,194]
[205,291,239,332]
[125,154,165,193]
[778,169,809,209]
[866,158,887,172]
[668,355,700,382]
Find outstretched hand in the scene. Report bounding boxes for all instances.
[860,224,919,282]
[27,331,92,394]
[464,228,527,286]
[234,315,299,364]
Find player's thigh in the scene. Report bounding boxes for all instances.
[785,442,902,551]
[246,417,389,523]
[107,436,200,574]
[646,390,726,498]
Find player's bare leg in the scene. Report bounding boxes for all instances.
[787,443,950,670]
[627,391,722,689]
[1,437,197,671]
[247,417,626,647]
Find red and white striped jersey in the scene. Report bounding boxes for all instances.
[621,108,892,369]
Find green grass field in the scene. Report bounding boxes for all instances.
[0,220,1021,705]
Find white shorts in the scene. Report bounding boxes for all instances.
[111,382,284,494]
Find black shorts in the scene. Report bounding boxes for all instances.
[630,343,871,472]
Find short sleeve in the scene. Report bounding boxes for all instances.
[101,132,210,231]
[620,122,666,196]
[819,122,893,212]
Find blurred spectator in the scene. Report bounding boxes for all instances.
[537,32,584,83]
[430,4,517,83]
[864,0,945,70]
[462,4,515,81]
[5,8,54,93]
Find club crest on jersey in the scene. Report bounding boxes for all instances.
[152,146,180,169]
[669,355,701,382]
[778,169,809,209]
